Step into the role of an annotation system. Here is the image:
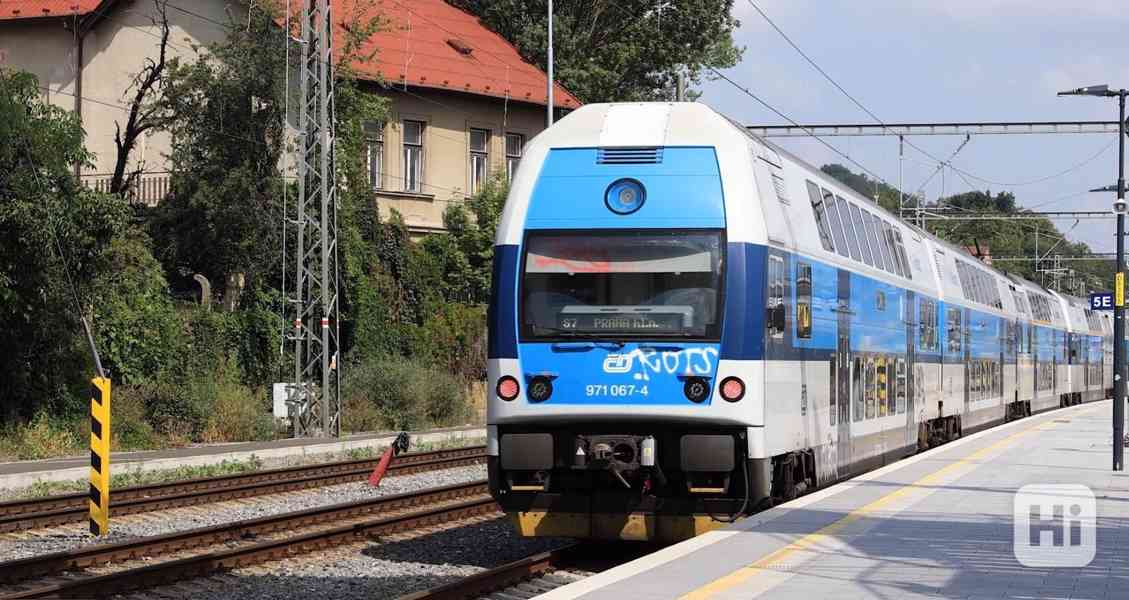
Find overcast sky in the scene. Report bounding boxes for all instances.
[699,0,1129,254]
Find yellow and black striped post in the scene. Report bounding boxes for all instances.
[89,376,111,536]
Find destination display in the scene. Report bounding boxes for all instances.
[558,312,685,333]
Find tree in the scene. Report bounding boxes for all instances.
[149,5,289,292]
[0,69,131,418]
[110,0,173,198]
[448,0,742,102]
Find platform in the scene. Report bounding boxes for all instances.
[543,401,1129,600]
[0,425,484,490]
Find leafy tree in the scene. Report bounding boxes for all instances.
[149,5,288,292]
[421,175,508,304]
[0,69,131,418]
[449,0,742,102]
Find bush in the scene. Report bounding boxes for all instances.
[111,384,160,451]
[342,356,469,431]
[410,303,487,382]
[201,377,274,443]
[0,413,82,460]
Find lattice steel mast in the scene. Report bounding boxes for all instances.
[289,0,340,437]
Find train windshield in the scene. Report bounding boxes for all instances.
[521,231,724,340]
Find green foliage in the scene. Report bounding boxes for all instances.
[0,413,82,460]
[342,356,469,431]
[422,176,508,304]
[0,68,133,420]
[89,229,181,385]
[449,0,742,102]
[149,5,287,290]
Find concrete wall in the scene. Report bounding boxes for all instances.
[373,87,546,233]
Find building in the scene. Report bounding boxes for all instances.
[0,0,579,231]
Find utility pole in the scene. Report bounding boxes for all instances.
[546,0,554,127]
[289,0,340,437]
[1061,84,1127,471]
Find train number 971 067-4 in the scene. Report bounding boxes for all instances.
[585,384,649,397]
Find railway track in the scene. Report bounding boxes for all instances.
[0,480,497,599]
[400,542,659,600]
[0,445,485,532]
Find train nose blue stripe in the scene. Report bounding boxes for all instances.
[721,243,766,360]
[488,244,520,359]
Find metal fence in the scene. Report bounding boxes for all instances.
[81,172,171,206]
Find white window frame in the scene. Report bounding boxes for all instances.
[364,121,384,190]
[505,133,524,181]
[469,127,490,194]
[403,119,425,193]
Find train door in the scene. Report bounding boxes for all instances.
[836,269,852,475]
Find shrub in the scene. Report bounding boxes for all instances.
[342,356,469,431]
[201,377,274,443]
[0,413,82,460]
[111,384,161,451]
[410,303,487,382]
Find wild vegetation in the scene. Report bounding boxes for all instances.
[0,1,497,460]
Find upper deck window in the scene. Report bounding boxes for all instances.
[521,231,724,340]
[806,181,836,253]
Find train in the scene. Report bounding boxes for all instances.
[485,102,1113,543]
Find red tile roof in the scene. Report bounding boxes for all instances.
[350,0,579,109]
[2,0,580,108]
[0,1,101,20]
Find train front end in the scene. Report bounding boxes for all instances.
[487,103,769,542]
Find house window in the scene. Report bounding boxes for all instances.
[364,121,383,190]
[403,120,424,193]
[505,133,524,180]
[469,128,490,194]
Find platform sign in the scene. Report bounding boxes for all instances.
[1091,292,1114,311]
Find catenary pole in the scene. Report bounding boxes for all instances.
[1115,91,1125,470]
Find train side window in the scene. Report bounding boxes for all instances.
[864,357,876,420]
[876,291,886,311]
[888,357,899,416]
[893,229,913,280]
[830,355,837,425]
[836,196,863,262]
[768,255,785,338]
[852,357,863,423]
[862,211,890,273]
[896,359,907,414]
[877,356,888,417]
[947,307,962,354]
[847,203,874,267]
[881,221,906,278]
[806,181,836,253]
[796,263,812,339]
[823,191,851,259]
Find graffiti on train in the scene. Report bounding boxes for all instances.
[602,347,719,380]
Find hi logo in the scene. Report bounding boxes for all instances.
[1013,484,1096,567]
[603,354,633,374]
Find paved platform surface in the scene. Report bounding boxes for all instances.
[544,400,1129,600]
[0,425,484,489]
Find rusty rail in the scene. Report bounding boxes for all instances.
[0,446,485,532]
[0,481,495,597]
[398,544,586,600]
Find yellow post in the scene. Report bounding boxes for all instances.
[89,377,111,536]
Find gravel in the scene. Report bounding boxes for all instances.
[0,464,487,562]
[161,517,572,600]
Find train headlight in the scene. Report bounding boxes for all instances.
[605,178,646,215]
[720,377,745,402]
[528,376,553,402]
[497,376,520,401]
[683,377,711,403]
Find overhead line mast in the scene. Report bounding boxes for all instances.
[289,0,340,437]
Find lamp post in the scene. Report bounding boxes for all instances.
[1061,84,1128,471]
[546,0,554,127]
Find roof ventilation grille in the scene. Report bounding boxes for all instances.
[597,147,663,164]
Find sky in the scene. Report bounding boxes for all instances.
[699,0,1129,254]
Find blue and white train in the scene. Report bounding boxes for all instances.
[485,102,1113,542]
